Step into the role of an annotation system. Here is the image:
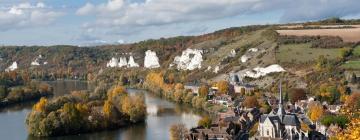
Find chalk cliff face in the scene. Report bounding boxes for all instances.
[171,49,203,70]
[127,56,139,68]
[5,62,18,72]
[144,50,160,69]
[106,57,119,68]
[238,64,285,78]
[31,55,47,66]
[107,55,140,68]
[118,57,128,67]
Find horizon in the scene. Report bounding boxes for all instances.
[1,0,360,46]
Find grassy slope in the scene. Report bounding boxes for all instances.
[341,61,360,69]
[276,43,343,63]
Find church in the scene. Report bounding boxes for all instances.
[258,81,305,140]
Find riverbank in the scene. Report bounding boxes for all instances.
[0,82,53,108]
[25,85,146,137]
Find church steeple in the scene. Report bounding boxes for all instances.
[277,79,285,120]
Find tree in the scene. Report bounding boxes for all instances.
[169,123,188,140]
[103,100,114,118]
[33,97,48,112]
[107,85,127,100]
[121,95,146,122]
[198,116,212,128]
[340,48,352,59]
[308,103,324,122]
[198,85,209,98]
[345,93,360,111]
[0,85,7,99]
[336,118,360,140]
[174,83,184,90]
[217,81,229,95]
[243,96,259,108]
[289,88,307,103]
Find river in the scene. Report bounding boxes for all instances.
[0,81,204,140]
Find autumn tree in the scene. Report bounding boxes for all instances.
[175,83,184,90]
[107,85,127,101]
[345,93,360,111]
[308,102,324,122]
[217,81,229,95]
[121,95,146,122]
[288,88,307,103]
[198,85,209,98]
[198,116,212,128]
[0,85,7,99]
[103,100,114,118]
[33,97,47,112]
[169,123,188,140]
[243,96,259,108]
[336,118,360,140]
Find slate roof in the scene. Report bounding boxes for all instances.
[283,114,301,126]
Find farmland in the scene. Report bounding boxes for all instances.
[276,43,343,63]
[276,28,360,43]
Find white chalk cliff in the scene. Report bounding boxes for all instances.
[144,50,160,68]
[128,56,139,68]
[5,61,18,72]
[107,55,140,68]
[118,57,128,67]
[241,48,259,63]
[240,64,285,78]
[171,49,203,70]
[106,57,119,68]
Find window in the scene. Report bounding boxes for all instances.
[267,130,269,136]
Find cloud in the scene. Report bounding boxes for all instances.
[0,2,63,31]
[78,0,360,28]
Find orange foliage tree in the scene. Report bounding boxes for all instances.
[33,97,47,112]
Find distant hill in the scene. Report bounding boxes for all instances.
[0,18,359,91]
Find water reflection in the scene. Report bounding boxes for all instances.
[0,82,205,140]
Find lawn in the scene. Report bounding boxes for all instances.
[354,45,360,57]
[341,60,360,70]
[276,43,343,63]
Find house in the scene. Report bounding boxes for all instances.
[228,72,256,95]
[184,83,201,95]
[326,105,342,114]
[258,81,306,140]
[186,125,233,140]
[212,95,233,107]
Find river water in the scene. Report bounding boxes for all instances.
[0,81,204,140]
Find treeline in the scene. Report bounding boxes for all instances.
[278,35,355,48]
[26,85,146,137]
[0,72,53,107]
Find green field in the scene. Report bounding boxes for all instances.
[341,60,360,69]
[276,43,343,63]
[354,45,360,57]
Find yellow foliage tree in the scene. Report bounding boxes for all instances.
[198,85,209,98]
[33,97,47,112]
[308,103,324,122]
[76,103,89,116]
[103,100,114,118]
[217,81,229,95]
[107,85,127,100]
[175,83,184,91]
[336,118,360,140]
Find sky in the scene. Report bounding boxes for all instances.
[0,0,360,46]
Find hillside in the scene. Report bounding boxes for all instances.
[0,19,359,94]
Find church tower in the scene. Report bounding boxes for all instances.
[276,80,285,121]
